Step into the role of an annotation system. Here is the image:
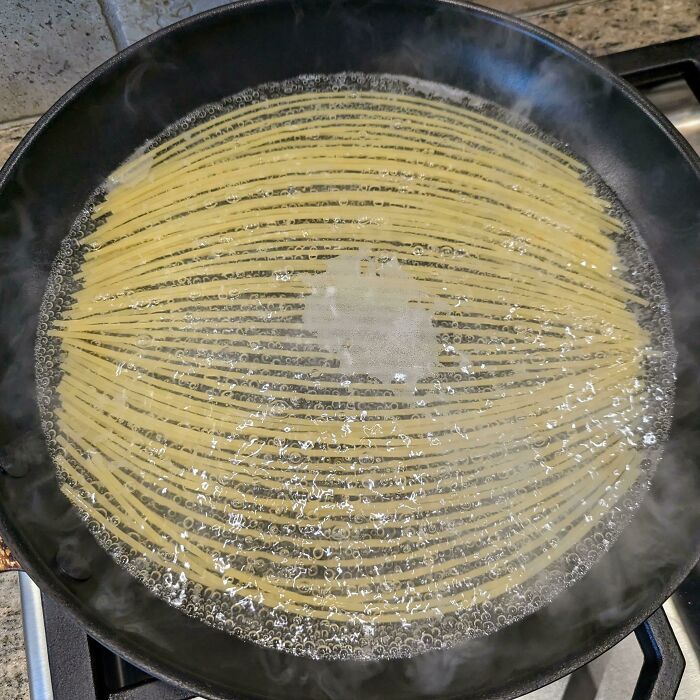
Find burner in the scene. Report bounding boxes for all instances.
[18,573,693,700]
[20,575,196,700]
[599,35,700,153]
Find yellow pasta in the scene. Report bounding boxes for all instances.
[36,75,672,659]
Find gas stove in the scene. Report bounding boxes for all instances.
[19,35,700,700]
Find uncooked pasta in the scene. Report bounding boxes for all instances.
[36,73,674,659]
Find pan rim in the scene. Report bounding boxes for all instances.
[0,1,698,698]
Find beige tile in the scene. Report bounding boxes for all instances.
[101,0,229,48]
[0,1,115,122]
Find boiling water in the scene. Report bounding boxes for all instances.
[35,73,675,660]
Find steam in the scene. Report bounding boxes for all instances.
[0,2,698,698]
[300,250,443,391]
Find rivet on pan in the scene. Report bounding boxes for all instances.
[0,436,44,477]
[55,542,92,581]
[0,460,28,478]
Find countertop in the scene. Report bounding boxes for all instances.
[0,1,699,698]
[527,0,700,55]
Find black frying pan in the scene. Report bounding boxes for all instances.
[0,1,699,698]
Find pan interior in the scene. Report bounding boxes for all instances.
[35,73,675,660]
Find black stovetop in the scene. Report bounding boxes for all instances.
[42,592,192,700]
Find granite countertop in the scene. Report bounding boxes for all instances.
[0,1,698,698]
[0,574,27,700]
[527,0,700,55]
